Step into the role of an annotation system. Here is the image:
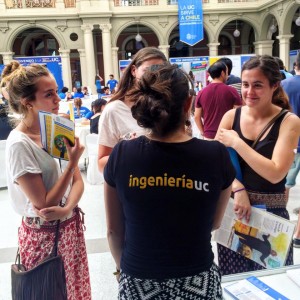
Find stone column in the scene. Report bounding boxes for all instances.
[78,49,87,87]
[277,34,293,70]
[207,43,220,56]
[100,24,113,83]
[0,52,14,65]
[253,40,274,56]
[81,24,97,94]
[112,47,119,80]
[158,45,170,60]
[58,49,72,89]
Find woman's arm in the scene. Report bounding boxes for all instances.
[98,144,113,173]
[17,137,84,210]
[35,167,84,221]
[194,107,204,136]
[212,185,232,231]
[218,114,300,183]
[104,182,125,272]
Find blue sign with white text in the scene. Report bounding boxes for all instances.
[14,56,63,91]
[178,0,203,46]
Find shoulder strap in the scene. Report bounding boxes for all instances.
[251,109,288,149]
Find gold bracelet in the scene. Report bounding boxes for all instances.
[113,268,120,276]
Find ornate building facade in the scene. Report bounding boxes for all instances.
[0,0,299,92]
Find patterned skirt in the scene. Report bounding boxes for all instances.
[118,262,222,300]
[18,207,91,300]
[218,191,294,276]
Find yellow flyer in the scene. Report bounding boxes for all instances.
[38,111,75,160]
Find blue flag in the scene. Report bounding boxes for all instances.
[178,0,203,46]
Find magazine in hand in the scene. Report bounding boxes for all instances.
[38,111,75,161]
[213,198,295,269]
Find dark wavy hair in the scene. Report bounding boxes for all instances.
[242,55,291,110]
[129,63,193,137]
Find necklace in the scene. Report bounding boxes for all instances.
[21,119,40,135]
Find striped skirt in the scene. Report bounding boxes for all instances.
[18,207,91,300]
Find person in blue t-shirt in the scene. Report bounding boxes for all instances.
[104,63,235,300]
[67,97,91,119]
[95,74,103,98]
[73,87,84,98]
[58,86,72,100]
[107,74,118,92]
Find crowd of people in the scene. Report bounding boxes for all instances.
[1,47,300,299]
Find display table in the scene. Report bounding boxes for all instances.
[222,264,300,299]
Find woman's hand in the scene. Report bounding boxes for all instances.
[218,129,240,148]
[35,206,71,221]
[64,137,85,166]
[233,190,251,223]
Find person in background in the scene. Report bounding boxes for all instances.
[88,98,107,134]
[0,98,13,139]
[99,86,110,99]
[71,86,77,96]
[0,60,21,139]
[219,57,242,85]
[73,87,84,98]
[97,47,167,173]
[289,62,296,76]
[274,57,293,80]
[194,60,242,139]
[95,74,103,98]
[215,55,300,275]
[218,57,242,98]
[58,86,69,100]
[82,86,89,97]
[106,74,118,93]
[67,97,91,119]
[104,63,235,299]
[65,91,73,101]
[1,60,21,101]
[4,63,91,299]
[281,52,300,246]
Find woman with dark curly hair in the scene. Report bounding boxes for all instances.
[104,63,235,299]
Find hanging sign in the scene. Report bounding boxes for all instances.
[178,0,203,46]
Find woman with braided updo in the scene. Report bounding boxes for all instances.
[104,63,235,299]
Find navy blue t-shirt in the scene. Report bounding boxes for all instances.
[104,136,235,279]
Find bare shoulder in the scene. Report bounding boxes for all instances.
[281,112,300,132]
[222,108,237,123]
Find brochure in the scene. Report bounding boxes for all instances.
[224,276,289,299]
[38,111,75,161]
[214,198,295,269]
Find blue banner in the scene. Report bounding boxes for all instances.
[178,0,203,46]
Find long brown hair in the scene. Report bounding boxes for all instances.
[110,47,167,102]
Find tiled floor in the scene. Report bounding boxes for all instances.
[0,171,299,299]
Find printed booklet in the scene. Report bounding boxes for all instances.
[213,198,295,269]
[223,276,289,299]
[38,111,75,161]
